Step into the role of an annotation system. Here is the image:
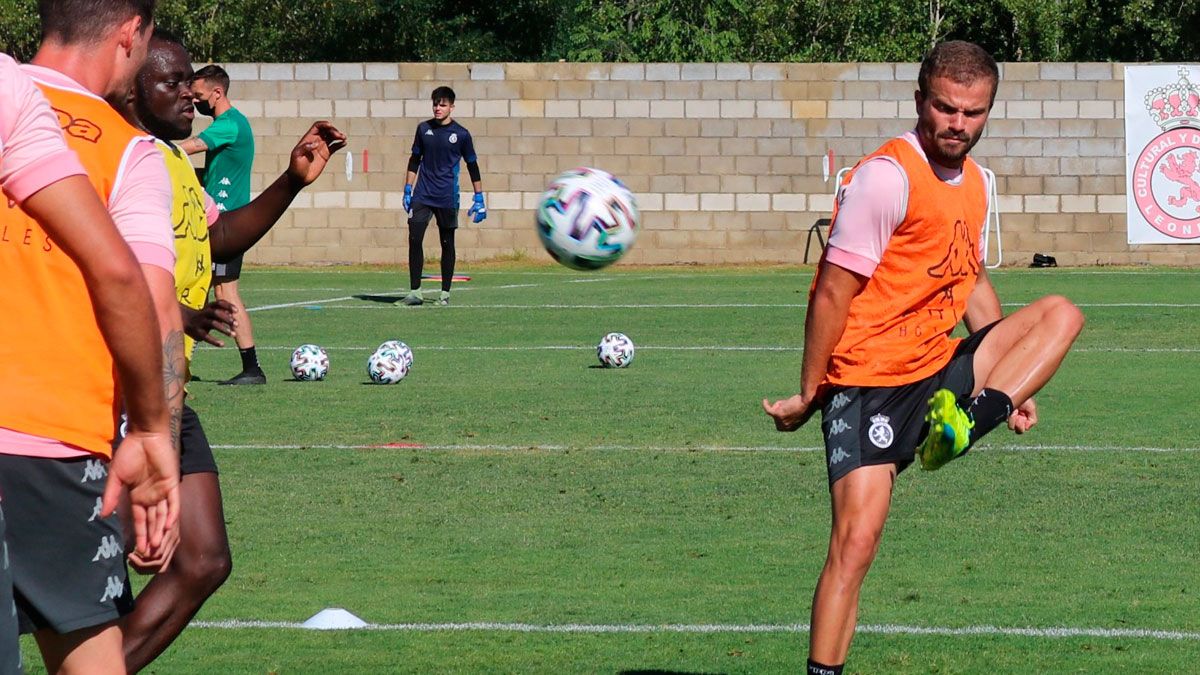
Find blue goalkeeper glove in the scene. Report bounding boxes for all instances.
[403,184,412,213]
[468,192,487,223]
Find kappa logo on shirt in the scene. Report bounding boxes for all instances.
[52,107,102,143]
[219,177,232,186]
[424,129,434,136]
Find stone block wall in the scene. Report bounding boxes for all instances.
[201,61,1193,267]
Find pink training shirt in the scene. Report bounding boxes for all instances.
[0,63,177,460]
[826,130,989,278]
[0,53,86,203]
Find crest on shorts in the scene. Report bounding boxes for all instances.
[868,414,894,449]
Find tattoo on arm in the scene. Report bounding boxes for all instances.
[163,329,185,454]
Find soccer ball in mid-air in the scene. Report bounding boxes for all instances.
[375,340,413,369]
[290,344,329,381]
[597,332,635,368]
[536,167,639,270]
[367,350,409,384]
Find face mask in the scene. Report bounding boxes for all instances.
[194,97,214,117]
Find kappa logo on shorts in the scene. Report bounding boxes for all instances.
[868,414,895,449]
[81,459,107,483]
[87,497,103,523]
[92,535,122,562]
[99,575,124,603]
[828,447,850,466]
[827,418,852,436]
[829,392,851,411]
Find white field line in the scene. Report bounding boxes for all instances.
[298,302,1200,311]
[211,443,1200,453]
[244,274,702,312]
[217,345,1200,354]
[187,619,1200,641]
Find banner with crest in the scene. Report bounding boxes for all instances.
[1125,65,1200,243]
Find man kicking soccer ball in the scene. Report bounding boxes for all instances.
[762,40,1084,674]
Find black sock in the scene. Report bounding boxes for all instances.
[966,388,1013,445]
[807,659,843,675]
[239,346,261,373]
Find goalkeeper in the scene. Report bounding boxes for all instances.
[400,86,486,306]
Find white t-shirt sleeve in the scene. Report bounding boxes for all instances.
[825,157,908,277]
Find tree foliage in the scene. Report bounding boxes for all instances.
[0,0,1195,62]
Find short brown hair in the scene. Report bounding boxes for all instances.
[194,64,231,94]
[918,40,999,105]
[39,0,154,45]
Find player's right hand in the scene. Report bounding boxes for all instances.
[403,184,413,213]
[103,430,180,558]
[762,394,817,432]
[185,299,237,347]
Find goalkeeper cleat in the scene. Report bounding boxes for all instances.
[918,389,974,471]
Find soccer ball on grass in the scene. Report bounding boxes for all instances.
[597,332,635,368]
[290,344,329,381]
[367,350,409,384]
[375,340,413,369]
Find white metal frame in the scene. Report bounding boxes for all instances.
[981,167,1003,269]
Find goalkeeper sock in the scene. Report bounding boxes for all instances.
[965,388,1013,446]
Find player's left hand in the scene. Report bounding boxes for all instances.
[1008,397,1037,434]
[184,299,237,347]
[469,192,487,223]
[286,121,348,187]
[762,393,818,432]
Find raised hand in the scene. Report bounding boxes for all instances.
[286,121,348,187]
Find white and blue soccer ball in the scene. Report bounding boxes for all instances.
[367,350,409,384]
[597,332,635,368]
[290,344,329,381]
[375,340,413,369]
[536,167,639,270]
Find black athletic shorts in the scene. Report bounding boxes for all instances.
[820,323,997,486]
[409,202,459,231]
[0,454,133,634]
[113,405,218,476]
[179,405,219,476]
[213,254,244,281]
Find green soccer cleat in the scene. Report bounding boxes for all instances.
[400,291,423,306]
[918,389,975,471]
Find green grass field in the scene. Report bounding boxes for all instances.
[24,264,1200,673]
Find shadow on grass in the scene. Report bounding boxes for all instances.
[354,293,403,304]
